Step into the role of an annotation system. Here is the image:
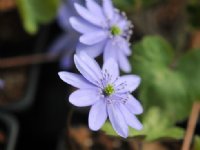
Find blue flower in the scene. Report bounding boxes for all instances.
[70,0,133,72]
[48,0,82,69]
[58,52,143,138]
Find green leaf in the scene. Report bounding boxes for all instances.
[194,136,200,150]
[101,107,184,141]
[101,121,118,137]
[113,0,135,11]
[177,49,200,101]
[129,35,200,141]
[131,36,190,122]
[16,0,59,34]
[130,107,184,141]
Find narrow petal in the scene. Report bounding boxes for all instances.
[110,13,121,25]
[79,52,102,78]
[119,104,143,130]
[118,19,128,31]
[76,41,105,58]
[80,31,108,45]
[108,104,128,138]
[117,37,132,56]
[69,89,100,107]
[86,0,106,21]
[125,95,143,115]
[69,17,100,34]
[89,100,107,131]
[60,53,74,69]
[74,3,104,27]
[59,32,79,69]
[57,4,73,31]
[102,58,119,83]
[117,50,131,73]
[103,0,114,20]
[103,40,117,62]
[115,75,141,93]
[74,52,102,85]
[58,72,94,89]
[48,34,70,56]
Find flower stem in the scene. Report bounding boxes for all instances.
[0,53,58,69]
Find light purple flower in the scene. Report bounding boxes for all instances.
[70,0,133,72]
[58,52,143,138]
[48,0,82,69]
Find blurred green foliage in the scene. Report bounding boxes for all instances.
[131,36,200,122]
[16,0,59,34]
[102,36,200,140]
[113,0,164,11]
[194,136,200,150]
[102,107,184,141]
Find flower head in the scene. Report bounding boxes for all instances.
[58,52,143,138]
[70,0,133,72]
[48,0,81,69]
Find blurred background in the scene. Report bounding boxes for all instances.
[0,0,200,150]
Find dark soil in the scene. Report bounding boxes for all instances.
[0,130,6,149]
[0,67,28,106]
[62,125,183,150]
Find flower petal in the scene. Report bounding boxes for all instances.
[117,50,131,73]
[86,0,106,21]
[69,89,100,106]
[118,19,128,31]
[69,17,100,34]
[125,95,143,115]
[58,32,79,69]
[103,39,117,62]
[103,0,114,20]
[76,41,105,58]
[108,104,128,138]
[117,37,132,56]
[119,104,143,130]
[48,34,70,56]
[60,52,74,69]
[102,58,119,83]
[74,3,104,27]
[89,100,107,131]
[57,4,73,31]
[58,71,94,89]
[80,31,108,45]
[118,75,141,92]
[74,52,102,85]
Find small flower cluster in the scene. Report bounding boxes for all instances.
[58,0,143,138]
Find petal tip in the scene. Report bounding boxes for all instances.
[136,123,143,131]
[58,71,65,79]
[74,2,80,9]
[69,17,75,24]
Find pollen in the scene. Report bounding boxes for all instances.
[104,84,115,96]
[110,25,122,36]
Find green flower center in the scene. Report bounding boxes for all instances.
[104,84,115,96]
[110,25,122,36]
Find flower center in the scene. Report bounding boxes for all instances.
[103,84,115,96]
[110,25,122,36]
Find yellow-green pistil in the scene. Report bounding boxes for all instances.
[110,25,122,36]
[104,84,115,96]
